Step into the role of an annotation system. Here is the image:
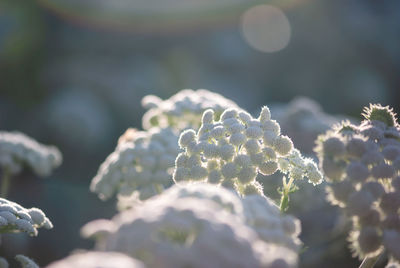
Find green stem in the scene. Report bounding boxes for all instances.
[359,255,380,268]
[279,176,294,212]
[1,168,11,198]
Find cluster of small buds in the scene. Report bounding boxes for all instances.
[46,251,145,268]
[0,198,53,236]
[83,183,298,268]
[0,255,39,268]
[0,131,62,177]
[141,89,239,131]
[315,104,400,263]
[173,107,322,197]
[90,127,180,201]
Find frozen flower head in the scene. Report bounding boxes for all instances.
[46,251,145,268]
[0,198,53,236]
[141,89,239,131]
[84,184,298,268]
[0,131,62,177]
[90,127,180,201]
[315,104,400,262]
[173,107,322,197]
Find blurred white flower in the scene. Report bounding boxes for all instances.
[0,131,62,177]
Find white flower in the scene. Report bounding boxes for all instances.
[90,127,180,201]
[173,107,322,196]
[141,89,239,131]
[84,184,299,268]
[0,131,62,176]
[45,251,145,268]
[0,198,52,236]
[315,104,400,261]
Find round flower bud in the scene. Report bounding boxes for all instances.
[382,146,400,161]
[346,161,369,182]
[238,111,252,124]
[243,183,263,196]
[273,136,293,156]
[362,182,385,199]
[244,139,261,154]
[220,178,236,190]
[261,120,280,135]
[219,144,235,161]
[263,147,277,160]
[179,130,196,148]
[238,166,257,184]
[346,138,367,158]
[372,163,395,179]
[220,108,238,121]
[323,137,346,157]
[259,106,271,123]
[361,151,384,165]
[234,154,252,167]
[380,192,400,214]
[326,180,355,205]
[263,131,277,147]
[229,133,247,146]
[360,125,384,140]
[173,167,189,182]
[202,109,215,124]
[208,170,222,184]
[221,163,238,179]
[190,166,208,180]
[259,161,278,176]
[244,125,262,139]
[322,158,346,181]
[346,190,375,217]
[250,153,266,166]
[358,209,381,227]
[207,160,219,171]
[357,227,382,255]
[210,126,225,139]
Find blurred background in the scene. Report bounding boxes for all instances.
[0,0,399,267]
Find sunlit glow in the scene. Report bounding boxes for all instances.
[241,5,291,53]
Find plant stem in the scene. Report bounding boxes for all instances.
[279,176,294,212]
[359,255,380,268]
[1,168,11,198]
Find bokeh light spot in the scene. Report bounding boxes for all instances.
[241,5,291,53]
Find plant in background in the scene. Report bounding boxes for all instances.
[141,89,239,131]
[173,107,323,211]
[0,131,62,197]
[315,104,400,268]
[82,183,299,268]
[0,131,61,267]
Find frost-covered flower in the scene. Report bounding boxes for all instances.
[141,89,239,131]
[315,104,400,262]
[0,198,52,236]
[0,131,62,176]
[90,127,180,201]
[173,107,322,197]
[46,251,145,268]
[83,183,299,268]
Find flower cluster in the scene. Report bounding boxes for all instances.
[90,127,180,201]
[46,251,145,268]
[83,183,299,268]
[0,131,62,177]
[315,104,400,262]
[0,198,53,236]
[141,89,239,131]
[173,107,322,197]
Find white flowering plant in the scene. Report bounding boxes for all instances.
[3,89,399,268]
